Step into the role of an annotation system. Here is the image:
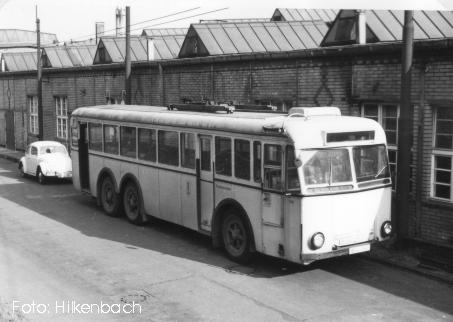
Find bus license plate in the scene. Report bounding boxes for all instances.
[349,244,370,255]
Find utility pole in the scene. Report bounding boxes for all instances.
[396,10,414,241]
[125,6,131,105]
[36,6,43,140]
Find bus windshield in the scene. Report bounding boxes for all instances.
[353,144,389,182]
[301,149,352,185]
[300,145,390,188]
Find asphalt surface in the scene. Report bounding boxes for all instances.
[0,158,452,322]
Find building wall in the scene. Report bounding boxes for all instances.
[0,49,452,248]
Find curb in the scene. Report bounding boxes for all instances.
[360,254,453,285]
[0,153,20,163]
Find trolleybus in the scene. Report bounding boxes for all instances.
[70,105,392,264]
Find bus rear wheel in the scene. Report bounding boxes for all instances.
[100,176,121,217]
[122,182,144,225]
[221,212,251,263]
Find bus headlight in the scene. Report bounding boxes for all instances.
[381,221,392,237]
[310,232,325,250]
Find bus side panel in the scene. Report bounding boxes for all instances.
[180,174,197,231]
[138,165,159,218]
[89,154,105,197]
[120,162,139,186]
[71,150,81,191]
[158,169,181,224]
[230,185,263,253]
[284,196,302,263]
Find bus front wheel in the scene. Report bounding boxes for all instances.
[221,212,251,263]
[122,182,144,225]
[100,176,121,217]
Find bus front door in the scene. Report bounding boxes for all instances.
[198,136,214,231]
[78,122,90,191]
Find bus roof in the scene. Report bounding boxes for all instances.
[71,105,387,148]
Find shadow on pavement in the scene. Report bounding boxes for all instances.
[0,160,452,315]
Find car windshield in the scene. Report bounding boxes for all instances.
[301,149,352,186]
[353,144,390,182]
[39,146,67,154]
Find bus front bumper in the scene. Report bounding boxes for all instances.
[301,241,374,265]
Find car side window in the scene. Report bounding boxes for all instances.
[31,146,38,156]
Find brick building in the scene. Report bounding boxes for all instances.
[0,9,452,248]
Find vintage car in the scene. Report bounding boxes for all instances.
[18,141,72,184]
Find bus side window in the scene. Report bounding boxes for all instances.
[138,128,156,162]
[234,139,250,180]
[263,144,282,190]
[158,130,179,166]
[89,123,102,151]
[253,141,262,183]
[200,137,211,171]
[104,124,119,155]
[120,126,137,158]
[180,132,195,169]
[286,145,300,191]
[215,137,232,176]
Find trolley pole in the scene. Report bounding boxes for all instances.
[36,7,43,140]
[125,6,131,105]
[396,10,414,241]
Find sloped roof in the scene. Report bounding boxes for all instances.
[0,29,58,48]
[178,21,329,58]
[1,51,37,71]
[322,9,453,46]
[42,45,97,68]
[141,28,187,37]
[272,9,339,23]
[94,35,184,64]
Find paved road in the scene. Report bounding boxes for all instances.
[0,158,452,322]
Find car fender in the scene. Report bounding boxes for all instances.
[38,161,49,174]
[19,156,26,168]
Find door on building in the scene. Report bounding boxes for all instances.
[5,110,14,150]
[78,123,90,191]
[198,135,214,231]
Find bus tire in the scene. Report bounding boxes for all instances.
[36,167,46,184]
[100,176,121,217]
[221,211,252,263]
[122,182,144,225]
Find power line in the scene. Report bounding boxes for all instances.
[40,6,230,48]
[70,6,201,41]
[136,7,229,31]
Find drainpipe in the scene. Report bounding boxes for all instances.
[125,6,131,105]
[36,7,43,141]
[396,10,414,241]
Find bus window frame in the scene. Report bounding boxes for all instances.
[88,122,103,152]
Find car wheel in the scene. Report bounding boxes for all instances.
[222,211,252,263]
[123,182,144,225]
[18,163,25,177]
[100,176,121,217]
[36,168,45,184]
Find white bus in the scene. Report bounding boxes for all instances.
[70,105,392,264]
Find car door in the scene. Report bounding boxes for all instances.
[27,146,38,175]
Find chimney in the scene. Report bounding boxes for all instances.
[95,22,105,44]
[356,10,367,45]
[115,7,124,36]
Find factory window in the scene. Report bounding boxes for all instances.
[362,103,399,189]
[55,96,68,139]
[432,107,453,201]
[28,96,38,135]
